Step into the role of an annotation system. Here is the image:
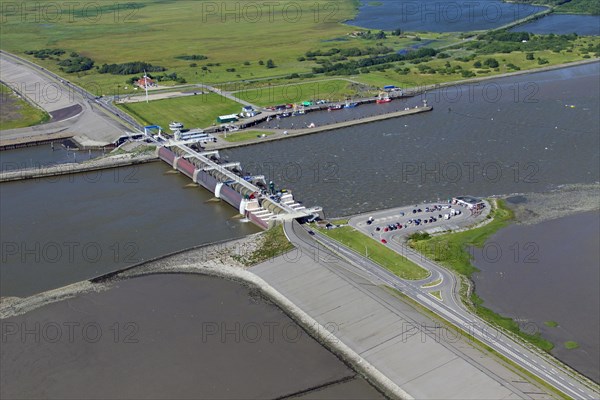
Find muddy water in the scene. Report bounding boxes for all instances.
[0,144,103,171]
[0,274,384,399]
[227,62,600,218]
[0,162,260,297]
[472,211,600,381]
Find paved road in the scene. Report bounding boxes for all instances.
[0,51,140,147]
[283,214,599,400]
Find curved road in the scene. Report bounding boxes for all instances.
[283,216,599,400]
[0,50,142,146]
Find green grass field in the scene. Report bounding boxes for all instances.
[235,225,295,266]
[222,130,274,143]
[0,83,49,130]
[2,0,597,130]
[116,93,241,130]
[0,0,360,93]
[317,225,430,280]
[353,44,598,88]
[234,79,374,107]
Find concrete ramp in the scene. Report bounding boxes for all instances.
[252,252,547,399]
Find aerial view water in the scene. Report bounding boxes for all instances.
[0,144,103,171]
[348,0,546,32]
[0,273,384,399]
[2,1,599,397]
[1,61,598,389]
[473,211,600,381]
[0,162,260,297]
[228,62,600,217]
[510,14,600,36]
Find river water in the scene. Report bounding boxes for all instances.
[0,274,383,399]
[511,14,600,36]
[0,162,260,297]
[227,62,600,218]
[0,144,104,171]
[347,0,546,32]
[472,211,600,382]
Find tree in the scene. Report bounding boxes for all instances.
[266,59,275,68]
[473,60,482,68]
[483,58,499,68]
[258,60,264,65]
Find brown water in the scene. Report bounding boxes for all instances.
[0,274,384,399]
[0,162,260,297]
[227,62,600,217]
[472,211,600,381]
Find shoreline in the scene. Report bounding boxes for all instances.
[0,232,409,400]
[2,188,598,393]
[0,153,158,183]
[1,58,597,153]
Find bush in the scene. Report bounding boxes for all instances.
[99,62,166,75]
[473,60,482,68]
[266,59,275,68]
[526,52,535,60]
[483,58,499,68]
[175,54,207,61]
[25,49,65,59]
[409,232,431,241]
[58,55,95,73]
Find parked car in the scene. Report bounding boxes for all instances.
[381,239,387,244]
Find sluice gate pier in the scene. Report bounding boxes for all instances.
[156,141,322,229]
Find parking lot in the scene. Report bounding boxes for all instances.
[351,200,491,244]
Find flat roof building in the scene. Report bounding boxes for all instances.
[452,196,485,210]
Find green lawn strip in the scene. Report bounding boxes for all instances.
[0,83,50,130]
[409,200,555,352]
[422,278,442,288]
[383,286,572,400]
[234,225,294,267]
[330,219,350,225]
[317,226,429,280]
[116,93,242,130]
[221,131,274,143]
[430,290,442,300]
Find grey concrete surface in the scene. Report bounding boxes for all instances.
[1,52,131,147]
[252,225,554,399]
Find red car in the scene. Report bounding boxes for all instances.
[381,239,387,244]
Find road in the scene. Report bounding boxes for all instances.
[283,213,599,400]
[0,50,142,147]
